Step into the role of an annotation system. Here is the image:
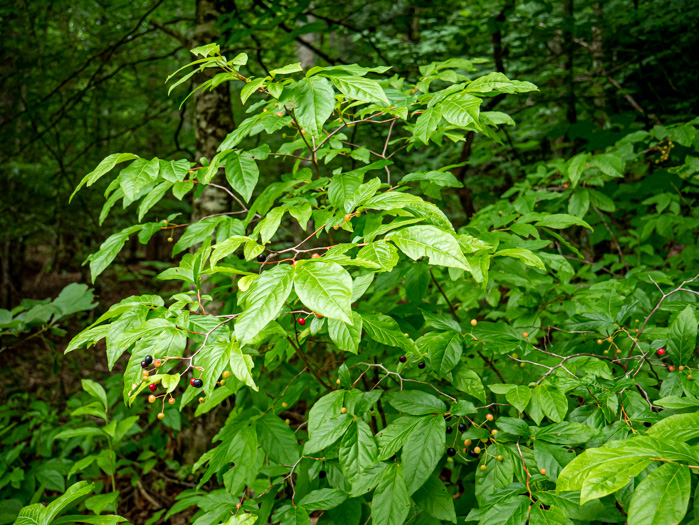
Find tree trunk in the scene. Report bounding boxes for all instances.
[191,0,235,221]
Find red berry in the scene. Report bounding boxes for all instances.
[148,383,157,392]
[399,355,407,363]
[657,348,665,356]
[668,365,676,372]
[190,378,196,387]
[311,253,321,259]
[297,317,306,326]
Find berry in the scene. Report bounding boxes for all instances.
[141,361,148,369]
[688,375,693,380]
[485,414,494,421]
[344,214,352,222]
[679,366,685,371]
[336,379,341,385]
[657,348,666,356]
[539,468,547,475]
[340,407,347,414]
[168,398,176,405]
[464,439,472,447]
[470,319,477,327]
[520,362,526,367]
[668,365,676,372]
[468,449,478,458]
[319,470,327,479]
[311,253,321,259]
[473,446,481,454]
[285,418,291,424]
[276,111,284,117]
[522,332,529,338]
[480,465,487,471]
[297,317,306,326]
[256,253,267,263]
[199,397,206,403]
[496,455,503,461]
[157,412,165,420]
[399,355,407,363]
[154,359,162,367]
[148,383,157,392]
[148,395,156,403]
[418,362,426,369]
[491,429,499,435]
[144,355,153,366]
[191,378,204,388]
[281,402,288,408]
[447,457,453,463]
[447,447,456,457]
[236,503,242,510]
[219,379,226,385]
[167,237,173,242]
[446,426,453,435]
[222,370,231,379]
[597,339,603,345]
[458,423,467,432]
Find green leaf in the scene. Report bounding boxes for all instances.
[71,153,137,201]
[81,379,108,411]
[225,153,259,203]
[387,225,470,271]
[529,505,573,525]
[339,420,377,481]
[412,476,456,523]
[647,412,699,442]
[269,62,303,77]
[328,74,389,105]
[298,489,348,512]
[172,216,222,255]
[419,331,463,378]
[372,464,411,525]
[580,456,650,504]
[356,242,399,272]
[376,415,421,460]
[229,340,258,391]
[387,390,446,415]
[293,77,335,137]
[414,106,442,145]
[87,225,143,282]
[667,305,696,366]
[494,248,545,271]
[210,235,251,267]
[440,92,482,127]
[138,181,172,221]
[535,214,592,230]
[240,78,265,103]
[480,496,529,525]
[235,265,294,345]
[528,384,568,424]
[506,386,531,412]
[294,261,353,323]
[328,312,363,353]
[257,413,300,465]
[361,314,415,352]
[450,363,486,403]
[402,416,445,494]
[44,481,95,524]
[304,415,352,454]
[567,153,589,187]
[119,157,160,200]
[475,444,515,505]
[534,441,575,482]
[627,462,690,525]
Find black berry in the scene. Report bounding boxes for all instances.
[319,470,326,479]
[446,426,453,434]
[458,422,467,432]
[418,362,426,369]
[399,355,407,363]
[468,449,478,458]
[191,378,203,388]
[256,253,267,262]
[447,447,456,457]
[389,454,397,461]
[144,355,153,366]
[141,361,148,369]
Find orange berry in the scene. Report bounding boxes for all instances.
[522,332,529,338]
[311,253,321,258]
[222,370,231,379]
[340,407,347,414]
[485,414,494,421]
[540,468,547,475]
[276,111,284,117]
[168,398,176,405]
[154,359,162,367]
[464,439,472,447]
[470,319,477,326]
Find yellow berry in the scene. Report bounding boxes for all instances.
[199,397,205,403]
[336,379,341,385]
[491,429,499,435]
[485,414,494,421]
[340,407,347,414]
[497,455,503,461]
[473,447,481,454]
[281,402,288,408]
[222,371,231,378]
[520,363,526,367]
[480,465,487,471]
[157,412,165,420]
[285,418,291,424]
[148,395,156,403]
[447,457,453,463]
[597,339,603,345]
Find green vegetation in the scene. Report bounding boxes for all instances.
[2,1,699,524]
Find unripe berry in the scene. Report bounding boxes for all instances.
[540,468,547,475]
[522,332,529,338]
[285,418,291,424]
[480,465,487,471]
[447,457,453,463]
[154,359,162,368]
[470,319,477,327]
[520,362,526,367]
[311,253,321,259]
[157,412,165,420]
[597,339,603,345]
[344,214,352,222]
[496,455,503,461]
[688,375,693,380]
[276,111,284,117]
[236,503,242,510]
[168,397,176,405]
[679,366,685,371]
[491,429,498,435]
[464,439,472,447]
[198,397,206,403]
[336,378,341,384]
[473,446,481,454]
[485,414,494,421]
[148,395,156,403]
[167,237,173,242]
[340,407,347,414]
[281,402,288,408]
[222,370,231,379]
[220,379,226,386]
